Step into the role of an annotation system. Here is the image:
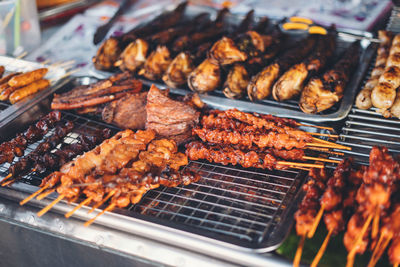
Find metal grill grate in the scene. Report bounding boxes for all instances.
[333,7,400,163]
[0,110,305,249]
[0,102,9,112]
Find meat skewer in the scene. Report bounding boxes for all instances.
[93,1,188,70]
[293,168,329,267]
[299,41,361,114]
[355,30,393,109]
[0,111,61,165]
[247,36,317,101]
[19,128,112,206]
[272,33,336,101]
[2,121,74,185]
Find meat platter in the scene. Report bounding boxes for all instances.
[0,75,338,257]
[0,56,67,126]
[91,3,377,122]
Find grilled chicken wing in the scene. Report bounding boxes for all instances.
[247,36,316,101]
[272,34,336,101]
[223,63,250,99]
[163,52,195,88]
[299,41,360,113]
[115,39,149,72]
[139,45,172,80]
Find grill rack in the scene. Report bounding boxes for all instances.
[0,106,322,251]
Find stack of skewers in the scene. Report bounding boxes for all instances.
[293,146,400,267]
[93,2,362,114]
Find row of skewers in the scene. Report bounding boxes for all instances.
[93,2,361,114]
[294,146,400,267]
[185,108,348,171]
[355,31,400,119]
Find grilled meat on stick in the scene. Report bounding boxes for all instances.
[371,33,400,110]
[272,34,336,101]
[0,111,61,164]
[355,30,394,110]
[247,36,317,101]
[299,41,360,114]
[93,2,187,70]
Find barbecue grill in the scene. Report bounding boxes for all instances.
[0,5,398,267]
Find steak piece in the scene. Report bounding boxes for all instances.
[146,84,200,144]
[102,91,148,130]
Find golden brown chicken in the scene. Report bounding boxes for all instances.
[187,58,221,93]
[138,45,172,80]
[162,52,195,88]
[114,39,149,72]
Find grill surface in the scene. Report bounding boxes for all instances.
[0,102,9,112]
[0,109,308,250]
[334,7,400,163]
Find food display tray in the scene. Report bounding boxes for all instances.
[0,76,336,256]
[0,56,67,127]
[92,4,377,122]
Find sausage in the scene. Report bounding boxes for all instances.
[9,79,50,104]
[8,68,48,87]
[0,66,4,78]
[0,84,19,101]
[0,72,21,86]
[390,90,400,118]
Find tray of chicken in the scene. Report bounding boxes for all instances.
[91,2,376,122]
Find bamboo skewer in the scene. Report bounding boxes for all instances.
[372,207,380,239]
[306,142,349,150]
[65,197,93,218]
[307,205,325,238]
[1,179,15,187]
[36,188,56,200]
[20,185,50,205]
[306,132,339,138]
[277,161,324,168]
[307,147,345,156]
[368,233,392,267]
[84,203,116,227]
[302,156,341,164]
[1,173,12,184]
[311,229,333,267]
[347,214,373,267]
[37,194,65,217]
[88,190,116,214]
[293,234,306,267]
[312,137,351,150]
[394,262,399,267]
[297,123,334,131]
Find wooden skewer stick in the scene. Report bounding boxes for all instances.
[369,233,385,267]
[41,59,51,65]
[307,147,345,156]
[88,190,116,214]
[306,132,339,138]
[20,185,50,206]
[56,60,75,68]
[37,194,65,217]
[394,262,399,267]
[277,161,324,169]
[307,205,325,238]
[293,234,306,267]
[368,234,392,267]
[36,188,56,200]
[65,197,93,218]
[302,156,341,164]
[307,142,349,150]
[372,207,380,239]
[1,179,15,187]
[1,173,12,184]
[84,203,116,227]
[297,123,334,131]
[347,214,373,267]
[311,228,333,267]
[312,137,351,150]
[16,51,28,59]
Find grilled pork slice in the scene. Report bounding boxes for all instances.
[146,85,200,144]
[272,34,336,101]
[299,41,360,114]
[102,91,148,130]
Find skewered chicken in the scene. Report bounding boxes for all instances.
[299,41,360,114]
[355,30,393,109]
[272,33,336,101]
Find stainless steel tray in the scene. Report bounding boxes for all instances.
[92,4,377,122]
[0,56,67,127]
[0,76,336,256]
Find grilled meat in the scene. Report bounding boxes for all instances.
[138,45,172,80]
[187,58,221,93]
[146,85,200,144]
[299,41,360,113]
[248,36,317,101]
[272,34,336,101]
[102,91,148,130]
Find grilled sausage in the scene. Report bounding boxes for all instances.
[9,79,50,104]
[8,68,48,87]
